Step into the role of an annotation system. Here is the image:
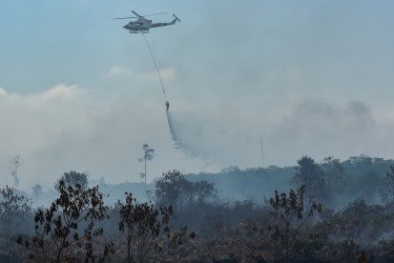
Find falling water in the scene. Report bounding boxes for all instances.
[166,109,202,159]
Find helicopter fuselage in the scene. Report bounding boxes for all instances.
[123,18,152,33]
[122,16,180,34]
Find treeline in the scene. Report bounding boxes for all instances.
[1,155,394,262]
[188,155,394,207]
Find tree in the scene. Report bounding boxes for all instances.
[11,155,21,188]
[338,239,362,263]
[19,175,109,263]
[32,184,43,201]
[0,186,31,236]
[54,170,89,191]
[154,170,217,208]
[117,192,191,263]
[269,185,322,263]
[117,192,137,262]
[380,166,394,204]
[192,180,217,204]
[139,144,154,189]
[322,156,343,207]
[293,156,325,209]
[155,170,188,207]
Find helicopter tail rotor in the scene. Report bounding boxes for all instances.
[172,14,181,22]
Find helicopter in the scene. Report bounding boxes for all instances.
[115,10,181,34]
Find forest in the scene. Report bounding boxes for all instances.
[1,154,394,262]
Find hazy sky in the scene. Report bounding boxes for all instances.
[1,1,394,190]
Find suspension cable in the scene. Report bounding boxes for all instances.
[142,33,167,101]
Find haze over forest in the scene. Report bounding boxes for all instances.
[1,1,394,191]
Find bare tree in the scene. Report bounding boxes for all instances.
[139,144,154,189]
[11,155,22,188]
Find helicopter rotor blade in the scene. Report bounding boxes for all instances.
[131,10,167,18]
[131,10,143,17]
[143,12,168,17]
[114,11,168,20]
[114,16,138,20]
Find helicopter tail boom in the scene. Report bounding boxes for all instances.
[150,15,180,28]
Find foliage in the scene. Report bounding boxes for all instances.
[380,166,394,204]
[293,156,325,208]
[54,170,89,192]
[269,185,322,263]
[10,156,394,262]
[322,156,343,207]
[18,176,109,263]
[155,170,217,208]
[0,186,31,236]
[117,192,193,263]
[321,199,394,243]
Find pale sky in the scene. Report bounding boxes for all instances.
[1,1,394,190]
